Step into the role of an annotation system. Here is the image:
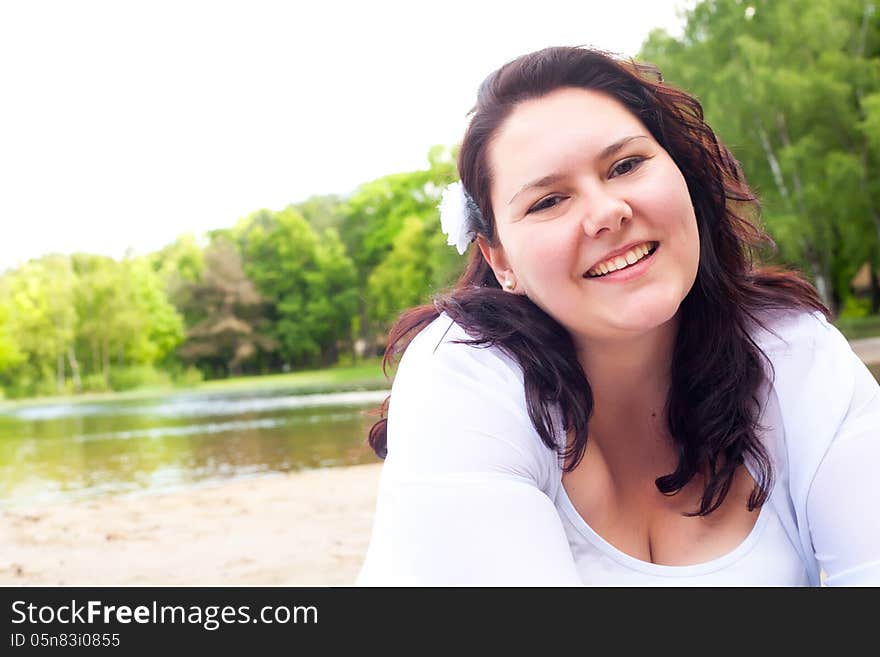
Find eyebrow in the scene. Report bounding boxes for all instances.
[507,134,650,205]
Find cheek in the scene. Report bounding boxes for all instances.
[510,225,578,284]
[676,201,700,270]
[673,217,701,302]
[641,180,698,255]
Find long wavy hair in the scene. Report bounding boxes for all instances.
[367,46,828,516]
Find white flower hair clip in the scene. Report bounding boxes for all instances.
[438,181,479,255]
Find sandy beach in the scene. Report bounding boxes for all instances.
[0,463,383,586]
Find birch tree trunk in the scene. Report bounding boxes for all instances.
[67,345,82,392]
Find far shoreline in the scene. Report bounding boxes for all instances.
[0,356,389,411]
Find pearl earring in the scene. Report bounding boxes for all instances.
[503,278,515,290]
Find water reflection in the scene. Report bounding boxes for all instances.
[0,388,389,507]
[11,389,391,421]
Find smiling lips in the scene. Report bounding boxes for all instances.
[585,241,659,278]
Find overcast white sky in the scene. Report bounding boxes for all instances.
[0,0,694,271]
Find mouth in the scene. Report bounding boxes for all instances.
[583,241,659,279]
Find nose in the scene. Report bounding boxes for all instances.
[579,188,632,238]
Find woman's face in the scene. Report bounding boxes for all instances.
[480,87,700,343]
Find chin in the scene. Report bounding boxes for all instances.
[601,296,683,338]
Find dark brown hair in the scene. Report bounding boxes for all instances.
[368,46,827,516]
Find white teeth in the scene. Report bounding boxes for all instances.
[586,242,656,278]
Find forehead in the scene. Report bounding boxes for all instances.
[488,87,648,192]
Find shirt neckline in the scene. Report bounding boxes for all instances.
[555,479,770,577]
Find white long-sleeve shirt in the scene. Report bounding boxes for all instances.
[355,310,880,586]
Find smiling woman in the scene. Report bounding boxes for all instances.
[355,46,880,586]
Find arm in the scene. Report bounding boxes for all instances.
[356,318,581,586]
[805,345,880,586]
[357,473,582,585]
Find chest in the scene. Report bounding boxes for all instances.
[560,437,762,566]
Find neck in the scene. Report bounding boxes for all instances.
[574,314,679,436]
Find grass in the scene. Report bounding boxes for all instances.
[196,357,390,393]
[0,357,390,411]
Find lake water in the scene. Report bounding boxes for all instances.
[0,387,390,507]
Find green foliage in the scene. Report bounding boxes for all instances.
[839,294,872,320]
[173,365,204,387]
[80,373,111,393]
[0,299,23,372]
[0,252,184,398]
[860,92,880,156]
[108,365,172,391]
[0,255,76,396]
[294,194,346,234]
[235,207,355,367]
[151,233,206,287]
[367,215,435,324]
[834,313,880,340]
[72,254,184,376]
[302,228,359,365]
[125,257,187,365]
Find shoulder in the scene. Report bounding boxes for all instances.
[746,308,857,393]
[397,313,526,389]
[747,308,858,420]
[385,313,560,492]
[747,308,867,413]
[747,308,843,357]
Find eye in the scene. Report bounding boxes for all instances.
[610,156,646,178]
[526,195,567,214]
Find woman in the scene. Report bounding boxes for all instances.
[355,46,880,585]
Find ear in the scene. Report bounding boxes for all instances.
[476,235,514,289]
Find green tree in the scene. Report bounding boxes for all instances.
[294,194,346,234]
[303,228,359,364]
[72,254,183,388]
[0,296,24,377]
[122,257,186,366]
[0,256,76,395]
[72,253,126,382]
[236,207,358,367]
[367,215,434,327]
[236,207,323,366]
